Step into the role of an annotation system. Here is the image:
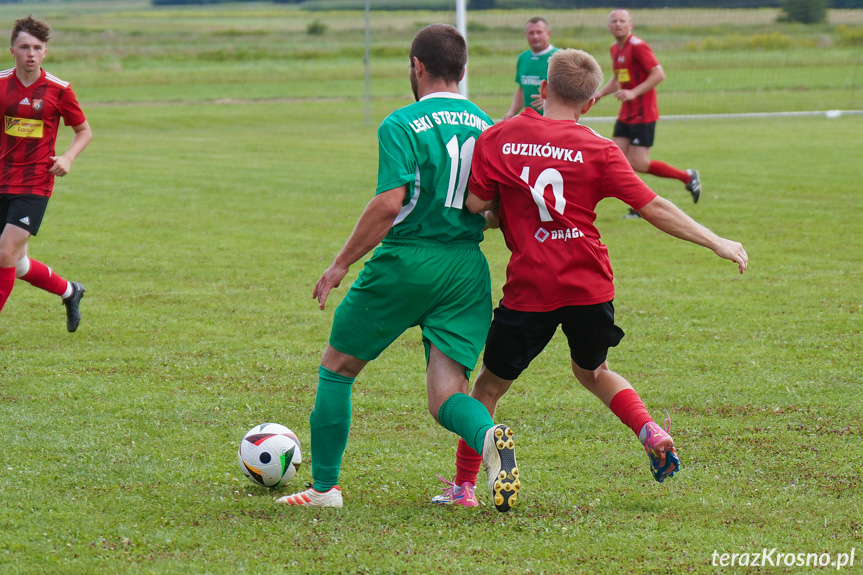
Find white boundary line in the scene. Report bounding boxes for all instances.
[581,110,863,123]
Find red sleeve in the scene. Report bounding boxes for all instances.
[59,85,87,127]
[468,129,499,202]
[633,41,660,72]
[602,143,657,210]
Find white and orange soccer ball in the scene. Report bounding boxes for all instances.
[237,423,302,488]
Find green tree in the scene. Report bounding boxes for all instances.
[779,0,828,23]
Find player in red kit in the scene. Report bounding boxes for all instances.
[594,9,700,218]
[0,15,92,331]
[431,49,748,507]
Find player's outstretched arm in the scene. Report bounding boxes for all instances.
[313,185,407,309]
[638,196,748,275]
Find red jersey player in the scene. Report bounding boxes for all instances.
[594,9,701,218]
[0,15,92,331]
[431,49,748,508]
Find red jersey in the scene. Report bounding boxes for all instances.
[469,108,657,311]
[610,35,660,124]
[0,68,87,197]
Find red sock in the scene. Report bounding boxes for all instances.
[647,160,689,184]
[0,266,15,312]
[21,259,68,296]
[609,388,654,439]
[454,438,482,486]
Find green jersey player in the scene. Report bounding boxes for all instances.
[503,17,558,121]
[277,24,521,512]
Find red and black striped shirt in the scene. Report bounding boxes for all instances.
[610,35,660,124]
[0,68,87,197]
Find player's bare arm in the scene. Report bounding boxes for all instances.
[503,86,524,121]
[465,191,498,214]
[482,208,501,230]
[638,196,748,274]
[616,65,665,102]
[465,190,500,229]
[313,185,407,309]
[593,76,620,102]
[49,121,92,177]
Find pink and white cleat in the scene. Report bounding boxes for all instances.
[430,475,478,507]
[642,416,680,483]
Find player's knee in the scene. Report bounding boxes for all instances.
[320,345,365,378]
[628,156,649,173]
[0,245,19,268]
[472,379,508,404]
[472,365,512,405]
[571,360,609,386]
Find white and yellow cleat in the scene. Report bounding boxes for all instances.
[481,424,520,512]
[276,485,343,508]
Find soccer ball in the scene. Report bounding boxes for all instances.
[237,423,302,488]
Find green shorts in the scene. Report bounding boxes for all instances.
[329,238,492,371]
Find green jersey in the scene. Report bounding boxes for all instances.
[376,93,493,244]
[514,46,558,109]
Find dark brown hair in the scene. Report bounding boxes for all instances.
[11,15,51,46]
[409,24,467,85]
[526,16,549,28]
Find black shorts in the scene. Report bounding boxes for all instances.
[0,194,50,236]
[613,120,656,148]
[482,302,625,380]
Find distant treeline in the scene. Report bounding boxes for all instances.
[149,0,863,7]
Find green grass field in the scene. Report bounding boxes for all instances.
[1,3,861,574]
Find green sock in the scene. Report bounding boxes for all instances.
[437,393,493,455]
[310,365,354,491]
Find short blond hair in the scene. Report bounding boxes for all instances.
[547,49,603,106]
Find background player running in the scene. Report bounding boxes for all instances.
[593,9,700,218]
[0,15,92,331]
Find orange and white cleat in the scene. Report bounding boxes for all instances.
[276,484,343,508]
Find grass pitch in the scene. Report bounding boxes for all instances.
[0,3,861,574]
